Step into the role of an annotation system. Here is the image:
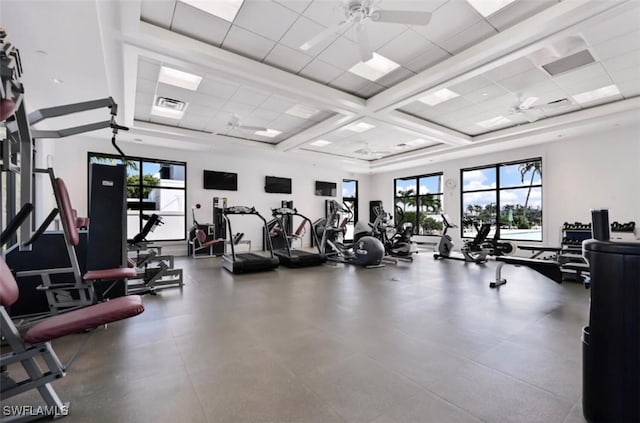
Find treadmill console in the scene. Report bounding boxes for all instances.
[273,207,296,215]
[225,206,255,214]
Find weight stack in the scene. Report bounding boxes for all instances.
[87,163,127,298]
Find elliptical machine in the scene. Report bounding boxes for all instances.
[358,205,417,261]
[314,200,385,268]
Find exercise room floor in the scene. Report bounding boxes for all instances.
[6,254,590,423]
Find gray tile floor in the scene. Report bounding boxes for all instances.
[4,254,590,422]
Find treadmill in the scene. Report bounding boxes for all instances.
[271,207,327,268]
[221,206,279,274]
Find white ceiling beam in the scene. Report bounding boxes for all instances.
[367,0,627,114]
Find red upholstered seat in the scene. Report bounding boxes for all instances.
[84,267,137,281]
[24,295,144,344]
[127,259,136,268]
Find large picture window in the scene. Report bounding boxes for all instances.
[394,173,443,235]
[88,153,187,241]
[461,158,542,241]
[342,179,358,242]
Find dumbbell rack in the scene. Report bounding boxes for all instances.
[559,221,636,282]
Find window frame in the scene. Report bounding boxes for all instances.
[342,179,358,242]
[460,157,543,242]
[87,152,187,241]
[393,172,443,235]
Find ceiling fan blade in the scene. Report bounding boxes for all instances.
[239,125,267,132]
[355,24,373,62]
[518,96,539,110]
[300,19,353,51]
[371,10,432,26]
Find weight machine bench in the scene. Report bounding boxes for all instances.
[127,214,183,294]
[0,257,144,423]
[490,256,563,288]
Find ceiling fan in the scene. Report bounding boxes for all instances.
[300,0,432,62]
[227,114,266,132]
[507,96,573,123]
[353,142,390,158]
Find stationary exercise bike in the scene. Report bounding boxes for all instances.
[434,214,516,264]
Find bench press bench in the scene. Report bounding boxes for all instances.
[1,257,144,422]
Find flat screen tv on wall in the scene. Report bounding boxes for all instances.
[203,170,237,191]
[265,176,292,194]
[315,181,337,197]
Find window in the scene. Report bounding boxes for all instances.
[461,158,542,241]
[342,179,358,242]
[394,173,443,235]
[88,153,187,241]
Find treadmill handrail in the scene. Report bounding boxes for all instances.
[222,207,275,260]
[272,210,324,256]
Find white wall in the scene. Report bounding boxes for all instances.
[49,135,371,254]
[370,124,640,249]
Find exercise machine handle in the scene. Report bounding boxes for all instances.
[22,208,59,247]
[0,203,33,247]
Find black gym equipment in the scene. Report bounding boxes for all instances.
[315,200,385,268]
[221,206,279,274]
[365,205,417,261]
[270,207,326,267]
[582,209,639,423]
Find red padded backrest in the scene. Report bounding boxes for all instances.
[0,257,19,307]
[197,229,206,243]
[294,220,306,236]
[55,178,80,246]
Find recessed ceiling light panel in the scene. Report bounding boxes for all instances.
[418,88,460,106]
[254,129,282,138]
[466,0,516,17]
[406,138,429,147]
[344,122,376,133]
[476,115,511,128]
[158,66,203,91]
[310,140,332,147]
[348,53,400,82]
[180,0,244,22]
[285,104,319,119]
[572,85,620,104]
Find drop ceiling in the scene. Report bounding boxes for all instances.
[3,0,640,172]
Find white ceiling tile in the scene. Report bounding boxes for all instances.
[222,26,276,61]
[135,91,154,106]
[412,0,482,44]
[270,114,309,130]
[302,0,346,27]
[376,67,415,88]
[279,16,340,55]
[617,79,640,97]
[601,49,640,73]
[223,101,257,116]
[573,94,624,109]
[420,96,475,116]
[439,20,497,54]
[579,4,640,46]
[260,95,297,113]
[399,102,428,115]
[273,0,313,14]
[136,78,157,95]
[496,68,549,93]
[156,82,195,103]
[171,2,230,46]
[552,63,609,89]
[488,0,557,31]
[298,59,344,84]
[591,29,640,62]
[178,114,208,131]
[483,57,537,83]
[149,115,181,126]
[138,58,161,81]
[229,86,271,107]
[342,22,408,51]
[250,108,282,122]
[463,83,509,103]
[608,66,640,85]
[317,36,362,70]
[185,103,215,118]
[329,72,370,93]
[198,78,239,100]
[376,29,432,65]
[377,0,448,13]
[234,0,299,42]
[354,82,386,98]
[404,42,451,73]
[560,75,615,96]
[450,76,493,95]
[191,92,228,109]
[134,102,151,121]
[264,44,314,73]
[140,0,176,29]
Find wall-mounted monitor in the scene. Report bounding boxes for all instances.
[315,181,337,197]
[203,170,237,191]
[265,176,292,194]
